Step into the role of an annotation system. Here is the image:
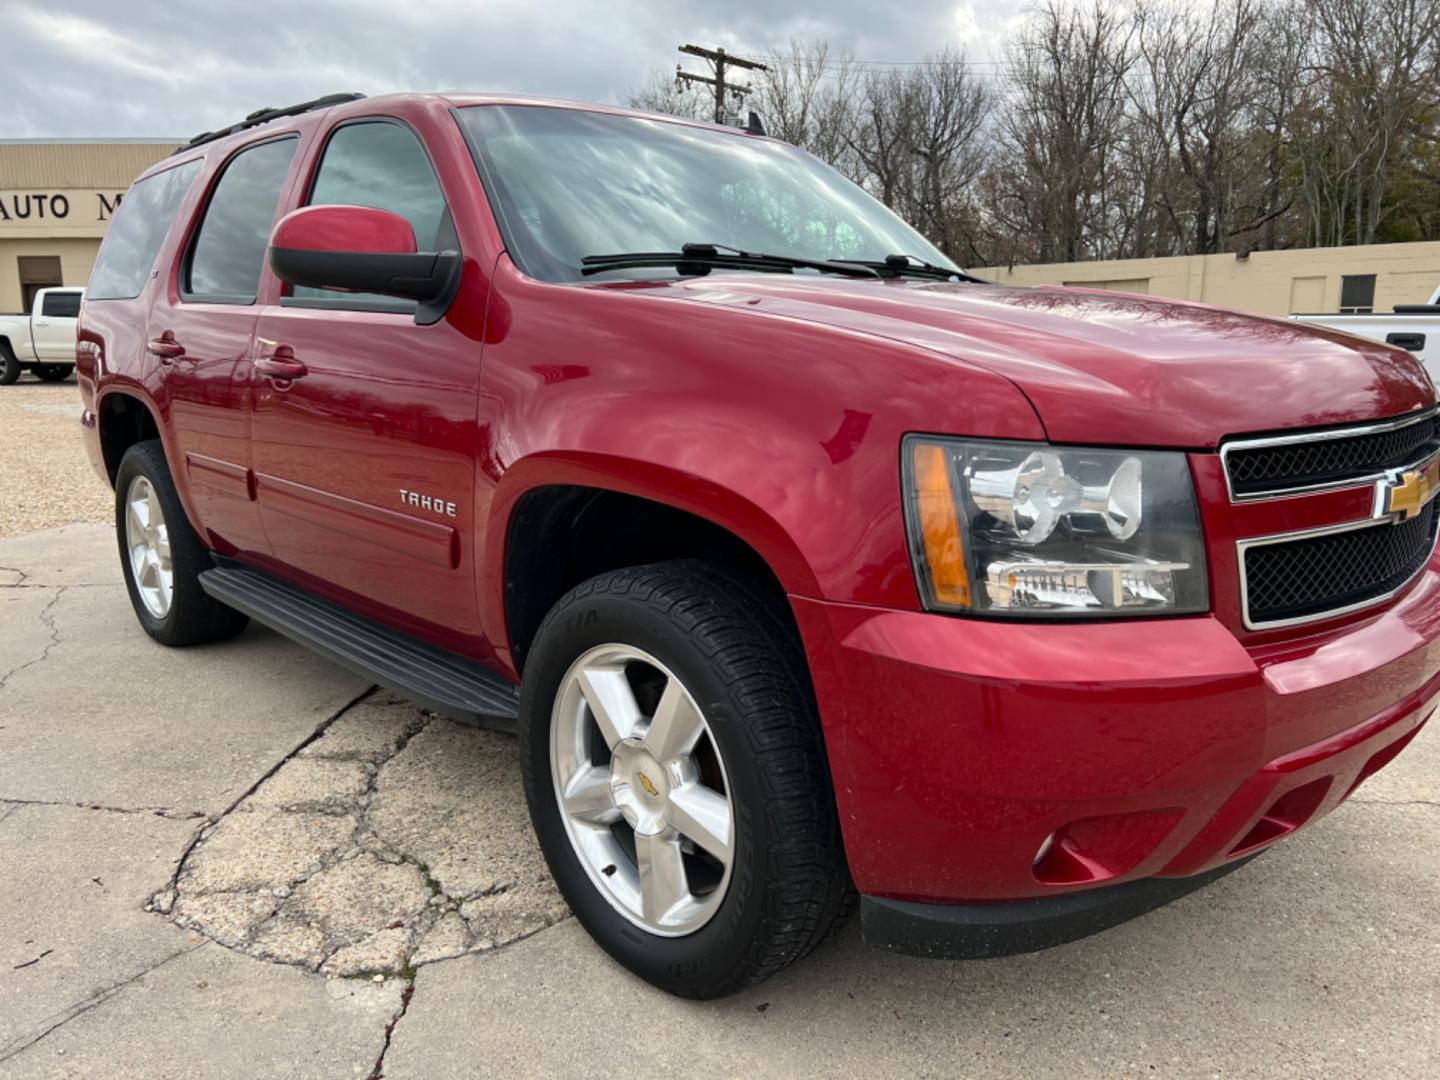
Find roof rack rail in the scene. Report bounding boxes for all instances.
[173,92,366,155]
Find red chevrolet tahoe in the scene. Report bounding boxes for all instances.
[78,92,1439,998]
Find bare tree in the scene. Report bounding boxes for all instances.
[625,68,710,121]
[840,50,992,261]
[624,2,1439,263]
[753,41,861,176]
[1299,0,1440,244]
[848,67,918,211]
[1130,0,1266,254]
[908,51,993,258]
[989,0,1136,263]
[1244,0,1314,251]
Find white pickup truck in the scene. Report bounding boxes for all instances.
[1292,284,1440,383]
[0,286,84,385]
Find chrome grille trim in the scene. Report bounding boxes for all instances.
[1236,510,1440,630]
[1220,406,1440,502]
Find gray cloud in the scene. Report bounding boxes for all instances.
[1,0,1020,139]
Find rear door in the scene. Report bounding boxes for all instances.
[32,289,82,361]
[249,116,485,649]
[152,134,306,556]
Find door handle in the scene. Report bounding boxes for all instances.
[146,334,186,361]
[254,347,307,380]
[1387,332,1426,352]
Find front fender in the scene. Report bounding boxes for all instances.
[473,260,1046,635]
[483,447,824,607]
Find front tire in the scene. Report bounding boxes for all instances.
[34,363,73,382]
[115,440,249,646]
[0,343,20,385]
[519,561,851,998]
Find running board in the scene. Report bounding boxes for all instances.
[198,563,519,731]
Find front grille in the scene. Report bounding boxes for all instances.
[1224,410,1439,498]
[1242,502,1439,627]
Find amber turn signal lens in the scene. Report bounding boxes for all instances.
[911,443,972,607]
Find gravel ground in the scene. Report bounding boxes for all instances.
[0,379,111,539]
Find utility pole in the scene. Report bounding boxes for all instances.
[675,44,767,125]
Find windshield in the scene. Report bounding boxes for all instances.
[458,104,956,283]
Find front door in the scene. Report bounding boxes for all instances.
[249,117,484,649]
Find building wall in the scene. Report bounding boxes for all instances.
[0,140,177,313]
[974,241,1440,317]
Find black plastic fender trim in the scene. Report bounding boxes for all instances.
[860,855,1259,959]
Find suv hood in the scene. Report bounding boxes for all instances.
[658,278,1433,447]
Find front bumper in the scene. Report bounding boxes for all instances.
[861,855,1258,959]
[792,556,1440,917]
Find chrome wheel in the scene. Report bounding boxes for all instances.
[551,644,734,936]
[124,474,173,619]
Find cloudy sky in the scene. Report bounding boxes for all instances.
[2,0,1024,139]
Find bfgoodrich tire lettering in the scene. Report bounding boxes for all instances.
[518,560,852,998]
[114,439,249,647]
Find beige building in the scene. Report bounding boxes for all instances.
[0,139,177,313]
[975,240,1440,317]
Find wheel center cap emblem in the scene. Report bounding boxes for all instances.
[637,772,660,798]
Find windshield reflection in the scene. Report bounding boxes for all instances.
[459,105,956,283]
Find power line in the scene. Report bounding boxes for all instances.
[664,47,1007,107]
[824,57,1005,67]
[766,56,1006,71]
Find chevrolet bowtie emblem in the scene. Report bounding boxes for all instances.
[1377,457,1440,521]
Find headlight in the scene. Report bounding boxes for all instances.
[902,437,1208,617]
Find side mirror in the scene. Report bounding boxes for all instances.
[268,205,462,326]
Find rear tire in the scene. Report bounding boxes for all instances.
[519,561,851,998]
[34,363,73,382]
[115,440,249,647]
[0,343,20,385]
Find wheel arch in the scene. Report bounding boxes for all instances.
[489,454,821,677]
[96,388,164,484]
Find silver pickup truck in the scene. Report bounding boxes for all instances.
[0,286,84,385]
[1292,284,1440,383]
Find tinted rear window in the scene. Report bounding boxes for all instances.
[87,160,201,301]
[41,291,82,318]
[185,137,298,303]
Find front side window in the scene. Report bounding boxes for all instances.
[88,160,201,301]
[41,291,81,318]
[291,121,451,307]
[457,105,954,283]
[185,137,298,303]
[308,121,447,245]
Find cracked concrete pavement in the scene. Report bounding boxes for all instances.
[161,694,568,977]
[2,522,1438,1079]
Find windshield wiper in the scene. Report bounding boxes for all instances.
[581,242,879,279]
[835,254,987,283]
